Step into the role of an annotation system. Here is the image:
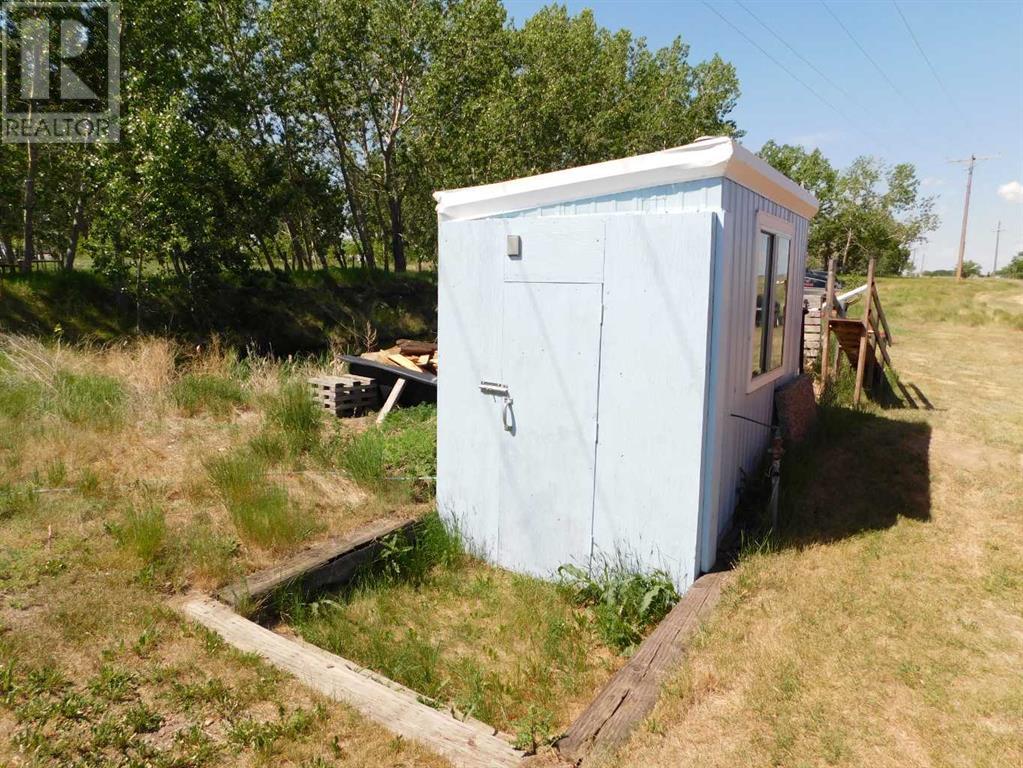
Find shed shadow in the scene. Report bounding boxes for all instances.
[733,406,932,551]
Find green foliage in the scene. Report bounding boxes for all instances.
[512,703,557,753]
[172,374,246,417]
[2,0,742,280]
[108,504,167,564]
[559,560,680,652]
[337,404,436,491]
[998,252,1023,279]
[370,513,465,587]
[759,141,938,276]
[206,451,315,551]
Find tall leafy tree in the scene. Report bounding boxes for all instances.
[760,141,938,275]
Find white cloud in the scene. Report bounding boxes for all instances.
[921,176,945,188]
[997,180,1023,203]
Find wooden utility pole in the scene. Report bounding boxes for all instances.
[993,221,1004,275]
[949,154,996,281]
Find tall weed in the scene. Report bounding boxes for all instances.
[559,559,679,652]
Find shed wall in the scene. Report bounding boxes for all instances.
[699,180,809,570]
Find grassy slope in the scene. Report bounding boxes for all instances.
[0,268,437,355]
[613,278,1023,768]
[0,338,447,767]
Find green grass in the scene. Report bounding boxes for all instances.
[108,504,167,564]
[52,370,125,427]
[266,380,322,456]
[206,451,317,551]
[172,374,246,417]
[336,404,437,492]
[286,514,620,748]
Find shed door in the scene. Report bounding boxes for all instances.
[495,219,605,577]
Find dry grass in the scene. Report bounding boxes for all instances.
[610,278,1023,768]
[0,333,443,767]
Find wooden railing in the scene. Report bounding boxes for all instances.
[819,257,893,406]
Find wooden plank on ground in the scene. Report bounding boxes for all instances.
[376,377,407,425]
[218,517,417,608]
[178,596,522,768]
[556,571,729,765]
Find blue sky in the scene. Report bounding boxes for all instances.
[504,0,1023,272]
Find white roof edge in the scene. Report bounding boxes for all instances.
[433,136,819,221]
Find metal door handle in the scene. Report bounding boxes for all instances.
[480,381,514,432]
[501,398,515,432]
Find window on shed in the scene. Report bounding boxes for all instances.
[750,230,792,378]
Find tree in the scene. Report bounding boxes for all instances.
[997,252,1023,279]
[759,141,938,275]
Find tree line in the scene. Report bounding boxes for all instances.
[0,0,940,285]
[0,0,740,280]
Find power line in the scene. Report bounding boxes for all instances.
[701,2,887,152]
[891,0,970,131]
[735,0,857,106]
[821,1,914,105]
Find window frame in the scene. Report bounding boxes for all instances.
[746,210,796,394]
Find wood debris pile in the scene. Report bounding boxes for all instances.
[358,338,438,376]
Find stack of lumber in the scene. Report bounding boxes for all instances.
[358,339,438,376]
[307,375,380,416]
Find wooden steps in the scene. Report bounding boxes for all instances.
[829,318,869,369]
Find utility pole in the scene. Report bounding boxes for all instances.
[948,154,996,281]
[993,220,1004,275]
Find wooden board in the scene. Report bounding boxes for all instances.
[218,518,418,608]
[376,377,407,425]
[388,353,424,372]
[178,596,522,768]
[556,571,729,765]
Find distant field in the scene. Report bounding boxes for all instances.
[612,278,1023,767]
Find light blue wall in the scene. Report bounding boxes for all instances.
[439,175,809,586]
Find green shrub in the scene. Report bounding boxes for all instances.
[172,374,245,417]
[558,559,679,652]
[52,371,125,427]
[206,452,315,551]
[369,512,465,586]
[266,380,321,455]
[109,504,167,564]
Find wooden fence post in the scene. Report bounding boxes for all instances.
[820,258,836,387]
[852,258,875,406]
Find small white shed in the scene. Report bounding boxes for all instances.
[434,136,818,589]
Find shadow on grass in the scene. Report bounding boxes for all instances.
[774,405,931,547]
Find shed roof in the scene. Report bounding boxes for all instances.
[434,136,820,222]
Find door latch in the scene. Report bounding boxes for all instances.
[479,381,514,432]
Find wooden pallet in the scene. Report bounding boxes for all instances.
[307,375,380,416]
